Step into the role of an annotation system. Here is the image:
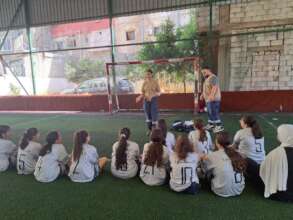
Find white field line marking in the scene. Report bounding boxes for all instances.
[258,115,277,130]
[12,115,64,127]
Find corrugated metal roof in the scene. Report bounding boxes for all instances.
[0,0,248,30]
[0,0,26,30]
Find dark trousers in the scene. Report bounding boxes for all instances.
[206,101,221,125]
[182,182,200,195]
[143,97,159,130]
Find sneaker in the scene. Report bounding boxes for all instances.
[213,125,224,133]
[205,124,214,131]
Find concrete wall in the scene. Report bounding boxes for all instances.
[196,0,293,91]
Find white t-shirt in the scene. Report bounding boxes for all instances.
[165,132,176,154]
[34,144,68,183]
[111,140,140,179]
[140,143,169,186]
[0,138,17,172]
[68,144,99,183]
[17,141,42,175]
[204,149,245,197]
[169,152,199,192]
[188,130,213,154]
[233,128,265,164]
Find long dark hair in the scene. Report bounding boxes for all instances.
[144,129,164,167]
[73,130,89,162]
[194,119,207,142]
[115,128,130,170]
[19,128,38,150]
[39,131,59,157]
[175,135,194,160]
[216,132,247,173]
[241,115,263,139]
[158,119,167,145]
[0,125,10,139]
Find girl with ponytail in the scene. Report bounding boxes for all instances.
[68,130,108,183]
[17,128,42,175]
[189,118,213,155]
[0,125,17,172]
[111,128,140,179]
[233,115,265,181]
[34,131,68,183]
[169,135,200,194]
[140,128,169,186]
[233,115,265,163]
[202,132,247,197]
[158,119,176,154]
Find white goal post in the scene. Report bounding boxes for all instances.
[105,56,202,114]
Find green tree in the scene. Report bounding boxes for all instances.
[137,15,198,91]
[65,58,104,84]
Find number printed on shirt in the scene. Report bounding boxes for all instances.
[119,163,128,171]
[234,172,243,184]
[37,158,43,172]
[181,167,193,185]
[255,139,262,153]
[72,160,80,175]
[18,154,26,171]
[143,166,155,175]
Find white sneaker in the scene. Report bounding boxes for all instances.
[205,124,214,131]
[213,125,224,133]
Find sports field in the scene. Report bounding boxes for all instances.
[0,112,292,220]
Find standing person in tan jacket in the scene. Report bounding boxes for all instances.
[136,69,161,132]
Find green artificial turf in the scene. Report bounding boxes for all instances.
[0,112,292,220]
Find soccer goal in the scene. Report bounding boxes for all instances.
[105,56,202,114]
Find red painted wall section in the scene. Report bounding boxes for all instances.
[0,91,292,112]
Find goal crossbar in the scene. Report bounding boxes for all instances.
[105,56,201,114]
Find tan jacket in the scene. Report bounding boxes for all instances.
[142,79,160,101]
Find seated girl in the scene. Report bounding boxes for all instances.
[68,130,108,183]
[158,119,176,154]
[0,125,17,172]
[169,135,200,194]
[188,118,213,155]
[202,132,247,197]
[140,128,169,186]
[232,116,265,181]
[34,131,68,183]
[260,124,293,202]
[17,128,42,175]
[111,128,140,179]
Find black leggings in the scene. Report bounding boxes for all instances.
[245,158,264,191]
[246,157,293,202]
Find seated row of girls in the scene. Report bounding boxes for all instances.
[1,127,107,183]
[111,124,246,197]
[1,117,292,201]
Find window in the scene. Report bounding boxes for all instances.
[9,59,25,77]
[55,41,64,49]
[153,27,161,35]
[126,31,135,41]
[66,37,77,47]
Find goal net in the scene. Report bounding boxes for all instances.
[105,57,202,114]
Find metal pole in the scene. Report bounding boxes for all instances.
[105,64,113,114]
[208,0,213,68]
[24,0,36,95]
[108,0,119,111]
[0,0,25,50]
